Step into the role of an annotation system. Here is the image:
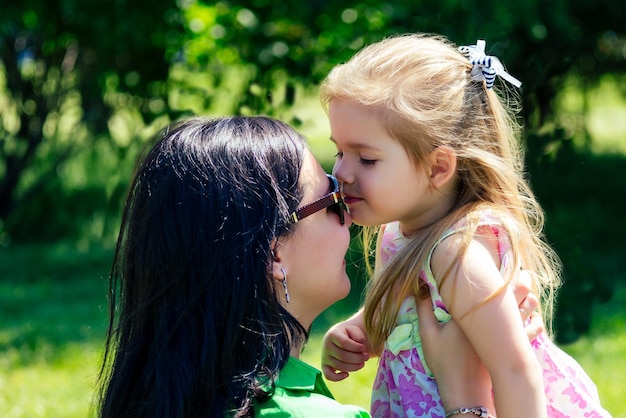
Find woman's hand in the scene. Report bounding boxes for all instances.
[513,270,545,340]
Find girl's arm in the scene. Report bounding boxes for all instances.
[416,296,495,415]
[418,271,545,416]
[321,308,371,381]
[321,225,387,381]
[432,232,546,418]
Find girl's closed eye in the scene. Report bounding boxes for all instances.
[334,151,344,159]
[360,158,377,166]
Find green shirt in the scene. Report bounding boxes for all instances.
[254,357,370,417]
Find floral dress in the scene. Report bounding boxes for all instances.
[370,211,611,418]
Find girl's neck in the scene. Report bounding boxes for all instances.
[399,206,451,239]
[398,221,433,241]
[400,183,458,238]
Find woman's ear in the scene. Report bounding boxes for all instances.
[428,146,457,188]
[270,240,286,282]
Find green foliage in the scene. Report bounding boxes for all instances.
[525,137,626,342]
[0,0,181,240]
[2,0,626,244]
[177,0,626,129]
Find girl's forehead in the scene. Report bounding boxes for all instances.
[330,135,383,152]
[328,102,390,147]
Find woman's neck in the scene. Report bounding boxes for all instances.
[289,345,301,358]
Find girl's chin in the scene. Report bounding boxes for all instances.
[351,216,378,227]
[349,210,388,227]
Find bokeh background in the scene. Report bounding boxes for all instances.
[1,0,625,416]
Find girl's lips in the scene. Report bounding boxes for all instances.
[343,195,361,206]
[343,196,363,211]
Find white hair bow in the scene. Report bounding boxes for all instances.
[458,40,522,89]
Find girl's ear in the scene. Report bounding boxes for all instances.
[428,146,457,188]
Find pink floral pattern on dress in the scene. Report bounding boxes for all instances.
[370,212,612,417]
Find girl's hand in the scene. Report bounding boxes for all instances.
[321,310,370,381]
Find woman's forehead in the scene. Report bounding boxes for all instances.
[298,150,328,201]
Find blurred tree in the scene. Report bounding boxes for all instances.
[0,0,181,240]
[179,0,626,134]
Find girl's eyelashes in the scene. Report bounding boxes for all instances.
[333,150,376,165]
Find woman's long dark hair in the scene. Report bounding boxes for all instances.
[97,116,308,417]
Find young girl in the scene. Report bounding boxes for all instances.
[320,34,610,418]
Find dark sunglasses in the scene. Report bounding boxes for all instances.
[289,174,346,225]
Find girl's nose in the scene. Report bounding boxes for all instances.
[332,160,352,184]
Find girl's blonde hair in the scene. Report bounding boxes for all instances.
[320,33,561,353]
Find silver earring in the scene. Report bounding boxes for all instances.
[280,267,290,303]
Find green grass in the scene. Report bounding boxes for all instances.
[558,283,626,416]
[0,243,623,417]
[0,244,110,418]
[1,344,102,417]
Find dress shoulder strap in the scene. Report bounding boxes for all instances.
[420,209,514,323]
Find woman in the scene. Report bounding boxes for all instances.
[96,115,541,417]
[96,116,368,417]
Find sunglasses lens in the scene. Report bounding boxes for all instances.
[329,202,345,225]
[326,175,344,225]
